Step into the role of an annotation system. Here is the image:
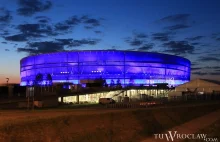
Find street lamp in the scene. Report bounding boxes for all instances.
[6,78,9,86]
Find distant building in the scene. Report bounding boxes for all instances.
[168,79,220,100]
[0,83,26,98]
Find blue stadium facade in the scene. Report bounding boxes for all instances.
[20,50,191,86]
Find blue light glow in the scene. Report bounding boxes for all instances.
[20,50,191,86]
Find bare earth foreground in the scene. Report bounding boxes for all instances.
[0,103,220,142]
[142,109,220,142]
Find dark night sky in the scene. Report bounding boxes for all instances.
[0,0,220,83]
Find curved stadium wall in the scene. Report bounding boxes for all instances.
[20,50,191,86]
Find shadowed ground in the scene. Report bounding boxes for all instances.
[142,109,220,142]
[0,102,219,142]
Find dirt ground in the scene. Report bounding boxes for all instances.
[142,109,220,142]
[0,103,219,142]
[0,102,218,127]
[0,108,134,127]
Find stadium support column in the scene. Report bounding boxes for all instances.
[61,96,63,103]
[77,52,80,104]
[76,94,79,104]
[123,52,126,87]
[78,52,80,84]
[165,65,167,83]
[67,52,69,82]
[123,52,127,96]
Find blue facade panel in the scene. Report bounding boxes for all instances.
[20,50,191,86]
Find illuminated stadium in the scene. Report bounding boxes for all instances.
[20,50,191,86]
